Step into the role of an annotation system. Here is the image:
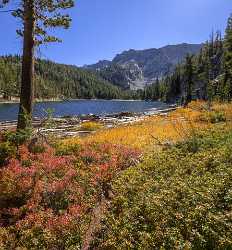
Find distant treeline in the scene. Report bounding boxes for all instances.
[0,56,139,100]
[144,14,232,104]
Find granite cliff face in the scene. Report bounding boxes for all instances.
[85,43,202,89]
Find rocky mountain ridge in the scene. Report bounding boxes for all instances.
[85,43,202,89]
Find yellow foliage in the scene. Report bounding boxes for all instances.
[62,102,232,152]
[83,108,210,150]
[212,102,232,121]
[188,100,232,121]
[186,100,208,111]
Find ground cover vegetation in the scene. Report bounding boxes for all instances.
[0,136,140,249]
[0,101,232,249]
[92,123,232,249]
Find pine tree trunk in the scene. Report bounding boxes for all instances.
[17,0,35,130]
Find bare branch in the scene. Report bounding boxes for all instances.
[0,9,16,13]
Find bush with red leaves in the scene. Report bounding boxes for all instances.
[0,142,141,249]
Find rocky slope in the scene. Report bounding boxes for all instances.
[85,43,202,90]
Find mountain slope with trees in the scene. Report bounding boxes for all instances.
[0,56,127,100]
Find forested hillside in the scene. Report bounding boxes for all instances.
[144,15,232,104]
[0,56,130,100]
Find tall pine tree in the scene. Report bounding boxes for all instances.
[184,54,194,105]
[223,14,232,100]
[0,0,74,129]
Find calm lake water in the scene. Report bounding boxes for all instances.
[0,100,169,122]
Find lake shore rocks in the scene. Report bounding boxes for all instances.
[0,106,177,138]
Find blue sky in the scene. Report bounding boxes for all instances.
[0,0,231,66]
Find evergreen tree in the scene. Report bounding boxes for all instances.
[184,54,194,105]
[154,78,160,100]
[223,14,232,100]
[0,0,74,129]
[166,67,181,102]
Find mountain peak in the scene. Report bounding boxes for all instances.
[85,43,203,89]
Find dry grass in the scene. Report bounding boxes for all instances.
[82,108,210,150]
[213,102,232,121]
[62,101,232,152]
[61,101,230,151]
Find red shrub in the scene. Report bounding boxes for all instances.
[0,142,141,248]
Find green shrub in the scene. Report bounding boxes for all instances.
[93,127,232,249]
[29,144,46,154]
[3,129,32,146]
[0,142,16,166]
[79,121,103,131]
[55,142,81,156]
[176,135,201,153]
[0,129,32,166]
[199,111,226,123]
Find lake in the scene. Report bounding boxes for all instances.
[0,100,169,122]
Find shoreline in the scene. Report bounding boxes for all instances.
[0,98,163,105]
[0,106,177,123]
[0,107,178,136]
[0,98,61,104]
